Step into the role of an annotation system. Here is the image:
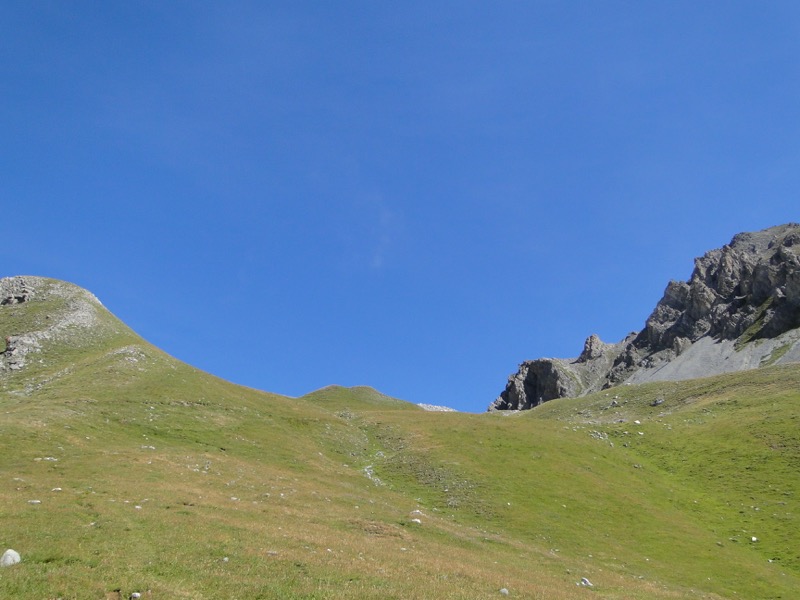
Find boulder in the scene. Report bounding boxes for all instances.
[1,549,21,567]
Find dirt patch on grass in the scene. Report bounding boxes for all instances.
[349,519,407,538]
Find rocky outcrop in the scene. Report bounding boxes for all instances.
[576,334,609,362]
[491,334,631,411]
[490,224,800,411]
[635,225,800,351]
[0,276,108,373]
[492,359,580,411]
[1,277,34,306]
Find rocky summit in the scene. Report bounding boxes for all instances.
[490,223,800,411]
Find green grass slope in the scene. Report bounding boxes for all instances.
[1,278,798,599]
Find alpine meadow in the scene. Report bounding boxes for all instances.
[1,264,799,599]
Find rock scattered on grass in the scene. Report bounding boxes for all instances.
[579,577,593,586]
[417,403,457,412]
[499,587,509,595]
[1,549,21,567]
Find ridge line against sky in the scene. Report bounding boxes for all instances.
[2,2,799,411]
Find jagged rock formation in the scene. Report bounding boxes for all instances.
[490,223,800,411]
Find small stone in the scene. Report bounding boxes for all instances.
[499,588,509,595]
[580,577,593,587]
[411,518,422,524]
[130,593,142,599]
[1,549,21,567]
[28,499,41,505]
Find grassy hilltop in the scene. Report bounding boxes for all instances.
[1,278,799,599]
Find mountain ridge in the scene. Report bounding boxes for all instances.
[490,223,800,411]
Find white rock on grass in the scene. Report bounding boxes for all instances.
[1,549,21,567]
[417,403,457,412]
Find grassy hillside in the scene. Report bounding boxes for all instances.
[1,278,799,599]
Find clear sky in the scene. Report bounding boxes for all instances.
[2,2,799,412]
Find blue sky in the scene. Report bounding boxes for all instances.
[2,2,799,412]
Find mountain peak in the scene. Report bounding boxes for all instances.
[490,223,800,411]
[0,276,131,375]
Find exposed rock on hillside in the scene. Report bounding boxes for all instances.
[417,403,457,412]
[0,276,119,374]
[490,223,800,411]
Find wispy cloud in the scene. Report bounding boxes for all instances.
[340,194,402,272]
[368,201,399,270]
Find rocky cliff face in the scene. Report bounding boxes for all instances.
[490,223,800,411]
